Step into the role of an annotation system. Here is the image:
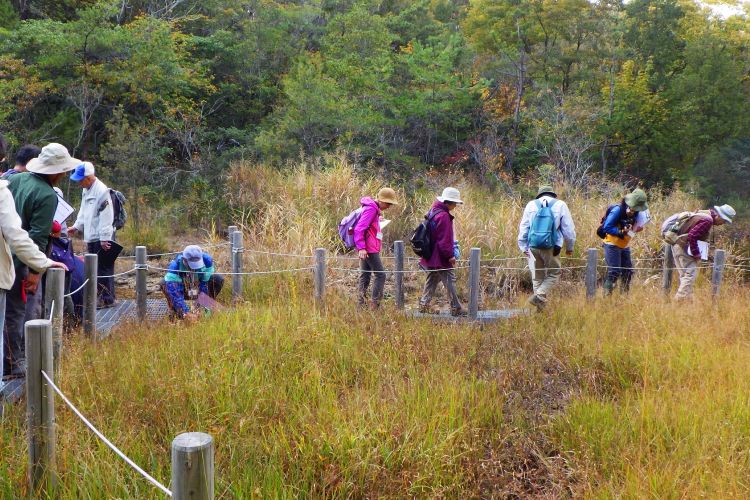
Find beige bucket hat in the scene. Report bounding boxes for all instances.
[26,143,81,175]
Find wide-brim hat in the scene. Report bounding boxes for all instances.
[376,187,398,205]
[536,185,557,198]
[26,143,81,175]
[714,204,736,223]
[624,189,648,212]
[437,187,463,204]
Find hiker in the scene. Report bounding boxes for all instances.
[419,187,466,316]
[517,185,577,311]
[354,187,398,309]
[3,143,79,381]
[161,245,225,322]
[1,144,41,180]
[664,204,735,300]
[600,189,649,295]
[68,162,118,308]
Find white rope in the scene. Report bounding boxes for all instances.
[49,301,55,322]
[245,249,311,258]
[99,268,138,279]
[40,370,173,497]
[328,266,472,274]
[146,264,314,276]
[64,279,89,297]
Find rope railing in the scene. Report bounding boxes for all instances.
[40,370,173,497]
[64,279,89,298]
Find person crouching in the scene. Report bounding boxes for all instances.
[161,245,224,322]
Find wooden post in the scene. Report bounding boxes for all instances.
[314,248,326,306]
[43,268,64,373]
[711,249,726,298]
[83,253,98,339]
[394,240,405,309]
[585,248,598,300]
[227,225,237,264]
[135,246,148,321]
[662,243,674,295]
[231,231,244,302]
[26,319,56,495]
[468,248,481,320]
[171,432,214,500]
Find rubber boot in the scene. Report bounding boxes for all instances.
[603,279,615,296]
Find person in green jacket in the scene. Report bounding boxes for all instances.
[3,143,81,381]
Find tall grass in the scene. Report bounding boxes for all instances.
[2,281,750,496]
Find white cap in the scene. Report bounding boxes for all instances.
[26,143,81,175]
[437,187,463,205]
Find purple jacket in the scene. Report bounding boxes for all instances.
[420,201,455,269]
[353,197,382,254]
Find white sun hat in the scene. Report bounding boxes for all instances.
[714,204,736,223]
[26,143,81,175]
[437,187,463,205]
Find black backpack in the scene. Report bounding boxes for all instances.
[595,204,617,239]
[410,209,444,259]
[98,189,128,230]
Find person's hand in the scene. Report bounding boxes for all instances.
[184,312,200,323]
[523,250,530,257]
[101,240,112,251]
[67,227,77,236]
[25,273,41,294]
[48,262,69,272]
[358,249,368,260]
[565,249,573,257]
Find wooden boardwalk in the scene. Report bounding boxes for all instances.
[408,308,529,323]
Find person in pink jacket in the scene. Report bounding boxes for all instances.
[354,187,398,309]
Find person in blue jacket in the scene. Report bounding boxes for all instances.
[160,245,224,321]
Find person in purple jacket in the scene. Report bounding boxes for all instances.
[354,187,398,309]
[419,187,466,316]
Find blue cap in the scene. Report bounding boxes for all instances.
[70,162,94,182]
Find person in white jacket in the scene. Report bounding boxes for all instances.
[1,179,68,387]
[517,185,577,311]
[69,162,117,308]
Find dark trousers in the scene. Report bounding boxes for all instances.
[3,266,38,378]
[358,253,386,306]
[87,241,116,305]
[160,275,225,314]
[603,244,633,292]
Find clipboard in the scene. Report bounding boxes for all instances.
[53,194,75,224]
[96,240,124,267]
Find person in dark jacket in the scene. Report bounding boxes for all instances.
[1,144,41,180]
[4,143,80,381]
[161,245,224,321]
[600,189,649,295]
[419,187,466,316]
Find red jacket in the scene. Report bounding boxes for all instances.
[420,201,455,269]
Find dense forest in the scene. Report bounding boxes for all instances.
[1,0,749,208]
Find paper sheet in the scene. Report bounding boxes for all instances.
[53,195,75,224]
[379,218,391,230]
[687,240,709,260]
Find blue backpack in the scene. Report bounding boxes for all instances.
[528,199,558,249]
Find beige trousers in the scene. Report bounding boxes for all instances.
[530,247,561,300]
[672,244,698,300]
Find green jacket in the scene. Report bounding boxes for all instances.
[7,172,57,269]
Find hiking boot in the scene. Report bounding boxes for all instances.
[419,304,440,314]
[450,306,468,317]
[603,279,615,296]
[527,294,546,312]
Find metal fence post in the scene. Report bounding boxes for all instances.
[394,241,405,309]
[712,249,726,299]
[662,243,674,295]
[171,432,214,500]
[136,246,147,321]
[314,248,326,306]
[227,225,238,266]
[43,268,64,373]
[83,253,98,339]
[231,231,244,302]
[26,319,56,495]
[585,248,598,300]
[468,248,481,320]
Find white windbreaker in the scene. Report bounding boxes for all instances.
[72,178,114,243]
[0,180,53,290]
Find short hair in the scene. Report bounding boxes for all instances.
[15,144,41,167]
[0,134,6,160]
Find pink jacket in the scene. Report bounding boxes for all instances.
[353,197,382,254]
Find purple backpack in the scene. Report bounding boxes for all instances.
[338,207,364,249]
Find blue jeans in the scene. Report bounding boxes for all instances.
[603,244,633,291]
